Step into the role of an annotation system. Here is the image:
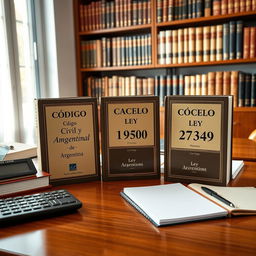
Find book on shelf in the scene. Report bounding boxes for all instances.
[165,95,233,186]
[0,142,37,161]
[0,158,50,197]
[120,183,256,227]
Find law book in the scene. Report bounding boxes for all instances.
[190,75,196,95]
[201,74,208,95]
[215,71,223,95]
[178,28,184,64]
[228,0,234,14]
[208,72,216,95]
[252,74,256,107]
[221,0,228,14]
[223,71,231,95]
[120,182,256,227]
[238,72,245,107]
[216,25,223,61]
[164,95,233,186]
[203,26,210,62]
[204,0,212,16]
[184,28,189,63]
[210,25,217,61]
[188,27,195,63]
[195,74,202,95]
[236,20,243,59]
[172,30,178,64]
[230,71,239,107]
[36,97,101,185]
[243,27,250,59]
[195,27,203,62]
[249,27,256,58]
[245,73,252,107]
[213,0,221,15]
[101,96,160,181]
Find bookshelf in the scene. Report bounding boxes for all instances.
[73,0,256,138]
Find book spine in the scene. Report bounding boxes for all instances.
[147,77,155,95]
[172,74,178,95]
[157,0,163,23]
[179,74,184,95]
[204,0,212,16]
[184,28,189,63]
[188,27,195,63]
[195,27,203,62]
[234,0,240,12]
[210,25,217,61]
[166,30,172,64]
[195,74,202,95]
[223,71,231,95]
[166,74,172,96]
[208,72,215,95]
[228,0,234,14]
[221,0,228,14]
[203,26,210,62]
[238,72,245,107]
[251,74,256,107]
[168,0,174,21]
[230,71,239,107]
[245,73,252,107]
[243,27,250,59]
[201,74,208,95]
[236,20,243,59]
[249,27,256,58]
[184,76,191,95]
[223,23,229,60]
[178,28,184,64]
[216,25,223,61]
[213,0,221,15]
[159,75,166,106]
[215,71,223,95]
[229,21,236,60]
[190,75,196,95]
[240,0,246,11]
[172,30,179,64]
[246,0,252,11]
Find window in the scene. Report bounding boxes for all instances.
[0,0,39,144]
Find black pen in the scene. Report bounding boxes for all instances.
[201,186,236,208]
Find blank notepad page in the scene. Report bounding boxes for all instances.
[123,183,228,226]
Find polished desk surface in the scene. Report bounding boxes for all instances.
[233,138,256,162]
[0,161,256,256]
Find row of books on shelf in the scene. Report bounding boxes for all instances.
[84,71,256,107]
[157,0,256,22]
[158,21,256,65]
[81,34,152,68]
[79,0,151,32]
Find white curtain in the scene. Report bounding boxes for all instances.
[0,0,37,145]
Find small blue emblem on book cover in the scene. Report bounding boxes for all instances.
[69,163,77,171]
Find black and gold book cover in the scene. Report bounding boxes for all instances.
[101,96,160,181]
[165,95,233,186]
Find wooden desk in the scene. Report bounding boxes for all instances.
[233,138,256,161]
[0,162,256,256]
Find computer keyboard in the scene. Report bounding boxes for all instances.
[0,189,82,225]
